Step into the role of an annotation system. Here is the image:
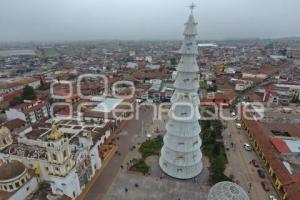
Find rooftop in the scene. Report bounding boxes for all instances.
[243,119,300,200]
[1,142,47,160]
[0,77,39,90]
[92,98,124,112]
[0,160,26,181]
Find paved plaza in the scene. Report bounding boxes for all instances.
[105,105,211,200]
[105,172,210,200]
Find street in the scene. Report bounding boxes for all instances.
[223,109,277,200]
[81,105,279,200]
[82,105,155,200]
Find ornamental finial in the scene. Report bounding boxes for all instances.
[189,2,196,13]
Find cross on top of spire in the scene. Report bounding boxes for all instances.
[189,2,196,13]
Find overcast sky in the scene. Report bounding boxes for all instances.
[0,0,300,42]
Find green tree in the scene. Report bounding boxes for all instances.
[199,80,208,89]
[170,57,177,65]
[22,85,36,100]
[10,96,24,107]
[279,49,287,56]
[212,143,221,156]
[291,93,299,103]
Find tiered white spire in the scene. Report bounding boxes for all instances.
[159,3,203,179]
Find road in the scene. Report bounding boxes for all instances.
[83,106,154,200]
[222,109,277,200]
[230,61,297,109]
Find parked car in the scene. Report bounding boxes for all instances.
[243,143,252,151]
[160,96,171,102]
[236,123,242,129]
[136,98,146,104]
[257,169,266,178]
[153,98,161,103]
[251,159,259,167]
[261,181,270,191]
[231,112,236,117]
[269,195,277,200]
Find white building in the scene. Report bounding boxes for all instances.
[159,5,203,179]
[83,97,135,128]
[146,64,160,70]
[5,100,50,124]
[0,118,111,199]
[0,160,39,200]
[242,72,267,79]
[224,67,236,74]
[0,77,40,95]
[145,56,152,63]
[230,79,253,91]
[125,62,138,69]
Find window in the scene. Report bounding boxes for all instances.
[177,168,183,172]
[55,167,60,173]
[9,185,13,190]
[52,154,57,161]
[15,182,20,188]
[21,178,25,184]
[63,150,67,158]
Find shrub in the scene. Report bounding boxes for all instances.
[9,96,24,107]
[201,120,229,184]
[130,159,150,174]
[139,135,163,159]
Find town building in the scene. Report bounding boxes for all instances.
[0,116,113,199]
[0,77,40,95]
[241,108,300,200]
[5,100,50,124]
[83,97,135,129]
[0,160,39,200]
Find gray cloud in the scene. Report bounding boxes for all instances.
[0,0,300,41]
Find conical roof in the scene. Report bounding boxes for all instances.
[183,14,198,36]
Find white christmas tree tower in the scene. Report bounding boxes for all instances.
[159,3,203,179]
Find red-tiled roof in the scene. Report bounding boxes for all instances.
[244,120,292,184]
[243,119,300,200]
[271,138,291,153]
[2,118,26,131]
[12,100,48,114]
[0,77,39,89]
